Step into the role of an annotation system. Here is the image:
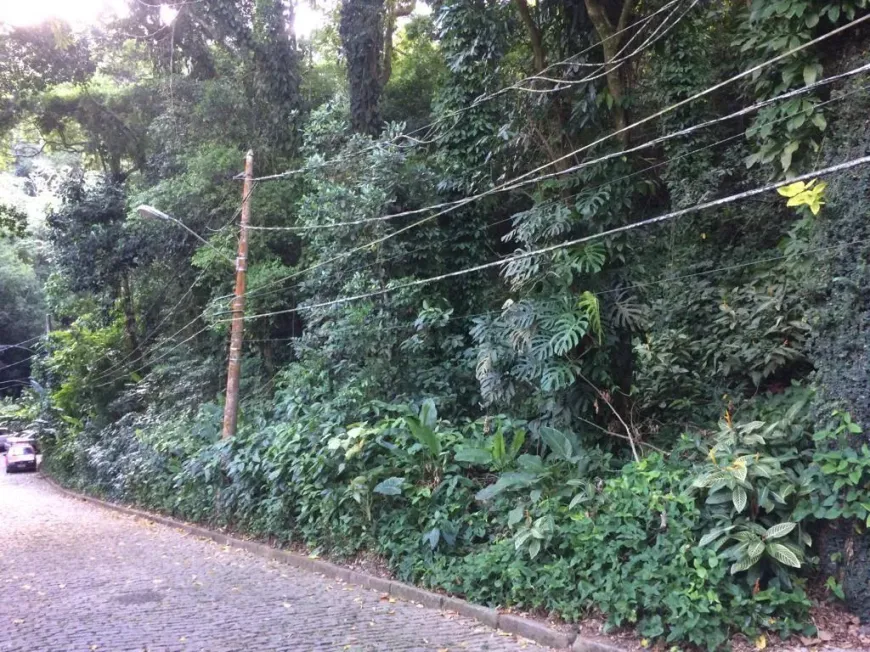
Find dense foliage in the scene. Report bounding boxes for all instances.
[2,0,870,648]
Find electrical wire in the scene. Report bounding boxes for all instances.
[241,0,688,183]
[0,354,40,372]
[217,155,870,324]
[0,334,42,350]
[508,0,700,95]
[87,179,259,384]
[69,12,870,385]
[242,60,870,236]
[217,61,870,310]
[217,234,870,350]
[91,324,213,389]
[86,270,212,383]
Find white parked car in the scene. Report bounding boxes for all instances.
[4,442,37,473]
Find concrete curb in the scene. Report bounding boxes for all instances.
[41,475,625,652]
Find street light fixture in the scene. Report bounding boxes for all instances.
[136,205,235,264]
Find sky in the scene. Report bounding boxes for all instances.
[0,0,328,38]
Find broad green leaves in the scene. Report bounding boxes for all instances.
[373,476,405,495]
[405,399,442,457]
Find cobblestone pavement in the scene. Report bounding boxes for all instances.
[0,469,538,652]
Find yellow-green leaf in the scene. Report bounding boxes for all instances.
[777,181,807,198]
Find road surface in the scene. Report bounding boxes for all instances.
[0,468,535,652]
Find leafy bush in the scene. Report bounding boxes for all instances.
[46,387,870,650]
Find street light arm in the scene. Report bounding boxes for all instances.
[136,205,235,265]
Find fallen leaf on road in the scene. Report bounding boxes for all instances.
[818,629,834,642]
[754,634,766,650]
[437,648,449,651]
[282,602,292,608]
[12,619,24,625]
[179,637,187,642]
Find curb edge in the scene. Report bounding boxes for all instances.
[41,474,625,652]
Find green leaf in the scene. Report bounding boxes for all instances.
[508,429,526,459]
[569,492,589,510]
[578,291,602,344]
[373,477,405,496]
[419,398,438,429]
[528,538,541,559]
[694,471,726,488]
[454,447,492,465]
[767,542,801,568]
[475,472,537,501]
[699,525,735,547]
[491,429,507,465]
[540,426,573,461]
[764,522,797,540]
[406,416,441,457]
[803,64,819,86]
[508,504,525,526]
[731,554,762,574]
[733,486,748,513]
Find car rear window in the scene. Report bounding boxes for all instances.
[10,445,34,455]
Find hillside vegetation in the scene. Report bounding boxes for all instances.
[2,1,870,648]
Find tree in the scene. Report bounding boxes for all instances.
[340,0,387,134]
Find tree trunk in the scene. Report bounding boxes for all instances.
[583,0,632,147]
[340,0,386,135]
[513,0,546,73]
[121,272,139,352]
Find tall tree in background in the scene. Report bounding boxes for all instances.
[340,0,387,134]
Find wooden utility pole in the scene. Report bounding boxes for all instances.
[222,150,254,439]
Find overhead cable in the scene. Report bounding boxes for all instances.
[218,156,870,323]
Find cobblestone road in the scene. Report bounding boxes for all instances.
[0,469,536,652]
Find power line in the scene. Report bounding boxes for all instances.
[0,354,39,372]
[241,0,688,183]
[243,59,870,236]
[215,62,870,309]
[69,13,870,385]
[596,237,870,298]
[298,235,870,341]
[92,324,212,389]
[510,0,700,95]
[500,61,870,194]
[86,270,212,383]
[1,334,42,350]
[86,182,259,385]
[217,155,870,323]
